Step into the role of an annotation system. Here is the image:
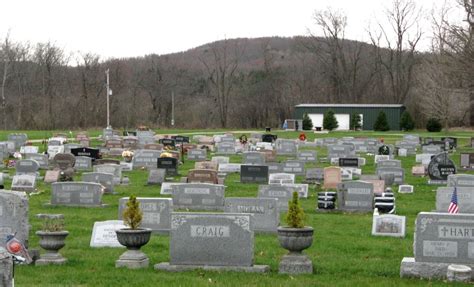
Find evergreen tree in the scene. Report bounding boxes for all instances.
[323,109,338,131]
[350,113,362,130]
[373,111,390,131]
[302,113,313,130]
[400,111,415,131]
[426,118,442,132]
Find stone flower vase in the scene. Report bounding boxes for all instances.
[115,228,152,269]
[277,226,314,274]
[35,231,69,265]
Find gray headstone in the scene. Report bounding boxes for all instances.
[297,150,317,162]
[216,142,235,154]
[225,198,279,233]
[0,248,13,287]
[275,139,297,155]
[51,182,105,207]
[0,190,29,249]
[7,133,27,150]
[376,167,405,185]
[82,172,115,194]
[94,164,122,185]
[25,153,48,169]
[281,160,305,175]
[436,187,474,213]
[20,145,38,155]
[90,220,126,248]
[306,168,324,181]
[414,212,474,264]
[265,162,282,173]
[242,152,265,165]
[118,197,172,232]
[15,159,40,175]
[132,149,161,169]
[169,212,254,266]
[423,145,442,154]
[337,181,374,212]
[187,149,207,161]
[447,174,474,187]
[258,184,294,211]
[147,169,166,185]
[268,173,295,184]
[160,182,186,195]
[11,174,36,192]
[377,159,402,169]
[282,184,309,198]
[212,156,230,165]
[74,156,92,171]
[172,183,225,211]
[218,163,241,173]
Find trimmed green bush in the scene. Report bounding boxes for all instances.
[286,192,305,228]
[373,111,390,131]
[350,113,362,130]
[426,118,442,132]
[323,109,338,131]
[123,195,143,229]
[302,113,313,130]
[400,111,415,131]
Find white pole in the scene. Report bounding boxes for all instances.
[171,91,175,126]
[106,69,110,128]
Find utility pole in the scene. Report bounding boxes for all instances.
[171,91,175,127]
[106,69,112,129]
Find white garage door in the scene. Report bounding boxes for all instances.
[335,114,350,130]
[308,114,323,129]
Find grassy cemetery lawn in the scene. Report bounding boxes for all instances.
[6,129,474,286]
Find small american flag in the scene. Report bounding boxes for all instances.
[448,187,459,214]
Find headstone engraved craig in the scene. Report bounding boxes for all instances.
[282,160,305,175]
[241,165,269,183]
[172,183,225,211]
[51,182,105,207]
[242,152,265,165]
[74,156,92,171]
[0,190,29,249]
[428,153,457,184]
[258,184,294,211]
[297,150,317,162]
[225,198,279,233]
[157,157,178,176]
[436,186,474,213]
[11,174,36,192]
[372,214,406,237]
[132,149,161,169]
[337,181,374,212]
[147,169,166,185]
[82,172,115,194]
[118,197,172,232]
[154,212,269,272]
[90,220,126,248]
[187,149,207,161]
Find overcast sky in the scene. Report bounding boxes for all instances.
[0,0,464,59]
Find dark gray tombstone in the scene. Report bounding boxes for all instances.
[147,169,166,185]
[51,182,105,207]
[118,197,172,233]
[171,183,225,211]
[0,190,29,249]
[337,181,374,212]
[157,157,178,176]
[376,167,404,185]
[241,165,269,183]
[225,198,279,233]
[82,172,115,194]
[70,147,100,160]
[339,158,359,167]
[428,153,457,184]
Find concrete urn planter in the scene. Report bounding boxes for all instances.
[277,226,314,274]
[115,228,151,269]
[36,231,69,265]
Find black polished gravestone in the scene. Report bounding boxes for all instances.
[428,153,456,184]
[70,147,101,160]
[378,145,390,155]
[157,157,178,176]
[339,158,359,167]
[171,136,190,144]
[240,165,269,183]
[159,138,176,148]
[262,134,277,143]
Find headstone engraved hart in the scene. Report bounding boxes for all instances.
[460,153,474,170]
[118,197,172,233]
[132,149,161,169]
[90,220,127,248]
[155,212,269,273]
[372,214,406,238]
[323,167,342,189]
[400,212,474,280]
[275,139,297,156]
[337,181,374,212]
[0,190,29,249]
[187,149,207,161]
[242,152,265,165]
[74,156,92,171]
[82,172,115,194]
[258,184,294,211]
[172,183,225,211]
[25,153,48,169]
[241,165,269,183]
[11,174,36,193]
[157,157,178,176]
[436,187,474,213]
[50,182,105,207]
[282,160,305,175]
[147,168,166,185]
[297,150,317,162]
[428,153,457,184]
[225,198,279,233]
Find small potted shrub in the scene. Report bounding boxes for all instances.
[35,214,69,265]
[115,195,151,269]
[277,192,314,274]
